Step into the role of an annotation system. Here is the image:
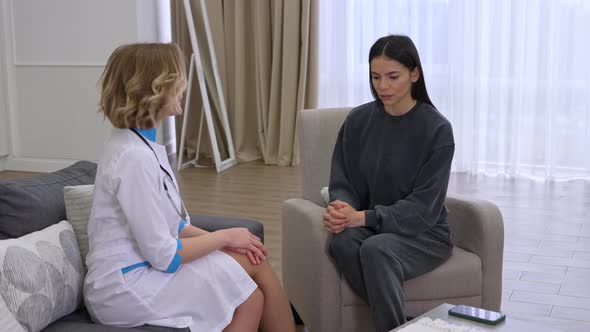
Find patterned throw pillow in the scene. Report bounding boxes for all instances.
[0,221,83,332]
[63,185,94,272]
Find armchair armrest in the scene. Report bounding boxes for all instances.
[282,198,341,332]
[445,195,504,311]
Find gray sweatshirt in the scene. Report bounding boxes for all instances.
[329,101,454,237]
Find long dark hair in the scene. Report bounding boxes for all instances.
[368,35,435,109]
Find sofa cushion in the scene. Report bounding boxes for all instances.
[64,185,94,272]
[43,308,189,332]
[0,220,84,332]
[341,247,482,305]
[0,161,97,239]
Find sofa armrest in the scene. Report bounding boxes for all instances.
[445,195,504,311]
[282,198,341,332]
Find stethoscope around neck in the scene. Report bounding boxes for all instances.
[130,128,190,223]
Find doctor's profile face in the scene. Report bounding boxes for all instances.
[160,83,187,120]
[99,43,187,129]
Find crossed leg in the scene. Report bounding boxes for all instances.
[223,250,296,332]
[223,287,264,332]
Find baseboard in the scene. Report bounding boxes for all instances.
[4,156,85,173]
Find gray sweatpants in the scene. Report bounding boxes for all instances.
[329,224,453,332]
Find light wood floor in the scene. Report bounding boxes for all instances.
[2,162,590,331]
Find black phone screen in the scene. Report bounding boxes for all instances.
[448,305,506,325]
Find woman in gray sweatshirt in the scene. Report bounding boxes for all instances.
[325,35,454,332]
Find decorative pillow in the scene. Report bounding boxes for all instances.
[320,186,330,207]
[63,185,94,273]
[0,160,97,240]
[0,220,83,332]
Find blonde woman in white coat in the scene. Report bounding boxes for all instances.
[84,43,295,332]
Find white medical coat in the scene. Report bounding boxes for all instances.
[84,128,256,331]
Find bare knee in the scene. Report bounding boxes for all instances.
[222,249,265,277]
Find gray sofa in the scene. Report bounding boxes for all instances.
[282,108,505,332]
[0,161,264,332]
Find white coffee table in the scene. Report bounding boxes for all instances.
[391,303,562,331]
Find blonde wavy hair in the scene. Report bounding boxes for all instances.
[99,43,187,128]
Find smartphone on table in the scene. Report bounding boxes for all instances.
[448,304,506,325]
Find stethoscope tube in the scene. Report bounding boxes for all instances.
[130,128,190,222]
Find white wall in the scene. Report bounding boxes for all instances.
[0,0,161,172]
[0,0,12,165]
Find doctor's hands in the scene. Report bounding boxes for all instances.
[323,200,365,234]
[221,228,267,265]
[227,247,265,266]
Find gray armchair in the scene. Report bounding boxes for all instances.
[282,108,504,332]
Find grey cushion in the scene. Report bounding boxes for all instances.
[189,214,264,243]
[43,308,188,332]
[0,161,97,239]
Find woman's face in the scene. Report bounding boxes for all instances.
[169,91,184,116]
[370,55,418,110]
[162,84,186,120]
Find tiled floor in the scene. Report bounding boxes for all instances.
[2,165,590,331]
[447,175,590,332]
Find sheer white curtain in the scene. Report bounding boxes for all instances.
[317,0,590,180]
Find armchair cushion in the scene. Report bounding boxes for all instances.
[341,247,482,306]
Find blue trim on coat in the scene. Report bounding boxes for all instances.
[178,219,186,234]
[121,261,151,274]
[121,239,183,274]
[165,239,184,273]
[134,128,157,142]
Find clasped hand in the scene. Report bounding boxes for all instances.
[323,200,365,234]
[223,228,268,265]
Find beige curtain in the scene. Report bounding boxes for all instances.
[171,0,317,166]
